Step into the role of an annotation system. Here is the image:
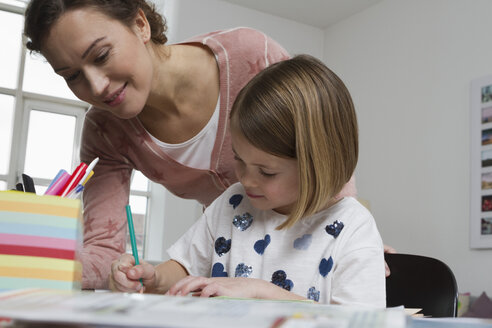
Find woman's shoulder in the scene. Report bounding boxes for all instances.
[183,27,267,43]
[182,27,288,61]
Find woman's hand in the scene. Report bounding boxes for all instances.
[109,253,156,293]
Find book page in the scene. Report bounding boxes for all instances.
[0,289,406,328]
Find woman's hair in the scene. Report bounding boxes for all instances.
[230,54,358,229]
[24,0,168,53]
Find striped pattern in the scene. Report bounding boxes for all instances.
[0,191,82,291]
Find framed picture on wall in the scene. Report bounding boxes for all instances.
[470,75,492,248]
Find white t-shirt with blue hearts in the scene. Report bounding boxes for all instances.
[167,183,385,306]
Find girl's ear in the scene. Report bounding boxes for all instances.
[133,8,151,44]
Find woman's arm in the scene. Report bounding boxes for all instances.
[80,110,133,290]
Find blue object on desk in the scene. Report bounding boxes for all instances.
[409,317,492,328]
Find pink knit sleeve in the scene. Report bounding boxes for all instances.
[264,32,290,65]
[79,112,132,289]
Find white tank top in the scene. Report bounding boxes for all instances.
[146,98,220,170]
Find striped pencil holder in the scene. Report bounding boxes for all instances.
[0,191,82,291]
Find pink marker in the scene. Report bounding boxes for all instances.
[44,171,71,196]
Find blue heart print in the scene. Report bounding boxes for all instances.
[229,194,243,209]
[307,287,320,302]
[214,237,231,257]
[211,262,228,277]
[325,220,344,238]
[271,270,294,291]
[319,257,333,277]
[234,263,253,277]
[293,234,312,250]
[232,212,253,231]
[254,234,271,255]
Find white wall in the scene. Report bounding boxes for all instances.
[323,0,492,296]
[152,0,324,260]
[163,0,324,57]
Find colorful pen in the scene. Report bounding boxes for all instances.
[46,169,67,190]
[79,157,99,186]
[82,170,94,186]
[125,204,144,290]
[69,158,98,196]
[58,162,87,197]
[45,171,71,196]
[66,184,84,199]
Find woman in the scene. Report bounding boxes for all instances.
[24,0,356,289]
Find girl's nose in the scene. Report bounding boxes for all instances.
[238,168,255,188]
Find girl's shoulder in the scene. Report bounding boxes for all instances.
[309,197,376,232]
[211,182,247,208]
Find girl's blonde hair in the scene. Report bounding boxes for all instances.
[230,54,358,229]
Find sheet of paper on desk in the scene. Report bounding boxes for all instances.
[0,289,406,328]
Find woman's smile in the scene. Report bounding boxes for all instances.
[104,82,128,106]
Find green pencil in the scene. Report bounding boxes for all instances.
[125,204,144,288]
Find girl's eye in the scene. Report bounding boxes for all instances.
[260,170,276,177]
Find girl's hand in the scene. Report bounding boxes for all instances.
[109,253,156,293]
[166,276,265,298]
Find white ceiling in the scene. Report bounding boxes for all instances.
[220,0,382,29]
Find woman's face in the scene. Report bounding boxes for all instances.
[42,8,153,119]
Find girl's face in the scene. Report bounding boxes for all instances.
[231,130,299,215]
[41,8,153,119]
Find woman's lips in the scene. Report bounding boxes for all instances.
[104,83,127,106]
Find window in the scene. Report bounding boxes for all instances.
[0,1,154,259]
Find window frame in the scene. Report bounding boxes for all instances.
[18,97,88,186]
[0,0,197,262]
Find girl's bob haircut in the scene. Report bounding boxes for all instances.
[230,54,358,229]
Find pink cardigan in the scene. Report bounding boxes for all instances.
[80,28,291,289]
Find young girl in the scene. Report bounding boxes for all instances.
[109,55,385,306]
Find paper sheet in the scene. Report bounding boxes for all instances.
[0,289,406,328]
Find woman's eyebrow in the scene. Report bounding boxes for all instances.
[82,37,106,59]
